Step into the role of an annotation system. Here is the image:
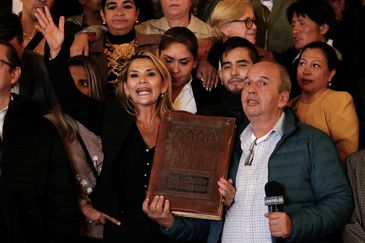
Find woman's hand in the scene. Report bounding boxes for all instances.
[196,60,219,91]
[81,202,121,226]
[217,178,236,207]
[70,33,90,57]
[197,37,215,60]
[142,195,175,229]
[34,6,64,59]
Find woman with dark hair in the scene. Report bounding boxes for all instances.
[158,27,220,113]
[70,0,161,93]
[279,0,337,98]
[290,41,359,162]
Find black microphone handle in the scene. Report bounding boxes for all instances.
[268,205,286,243]
[268,204,280,212]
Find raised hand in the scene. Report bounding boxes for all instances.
[34,6,64,59]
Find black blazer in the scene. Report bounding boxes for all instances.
[0,96,79,243]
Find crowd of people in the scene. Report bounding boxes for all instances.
[0,0,365,242]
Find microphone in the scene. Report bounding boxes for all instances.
[265,181,286,242]
[264,181,284,212]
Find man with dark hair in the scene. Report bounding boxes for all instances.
[277,0,337,97]
[0,40,79,243]
[199,37,259,128]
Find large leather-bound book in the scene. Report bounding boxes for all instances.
[147,111,236,220]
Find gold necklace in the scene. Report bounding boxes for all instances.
[104,37,137,84]
[23,29,38,47]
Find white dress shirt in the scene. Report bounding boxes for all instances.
[222,113,285,243]
[173,78,197,114]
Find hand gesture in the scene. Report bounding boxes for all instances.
[81,202,121,226]
[142,195,175,229]
[217,178,236,207]
[34,6,64,59]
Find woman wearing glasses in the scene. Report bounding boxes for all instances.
[207,0,274,69]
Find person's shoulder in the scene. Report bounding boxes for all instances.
[135,30,161,45]
[189,15,213,37]
[8,96,55,132]
[323,89,353,107]
[284,109,332,141]
[66,14,82,26]
[136,17,167,34]
[323,89,353,102]
[294,117,333,142]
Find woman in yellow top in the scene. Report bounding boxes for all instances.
[290,41,359,162]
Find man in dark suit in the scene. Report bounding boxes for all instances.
[0,40,79,243]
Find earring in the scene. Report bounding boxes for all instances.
[328,82,332,87]
[135,20,139,24]
[103,21,106,25]
[160,93,165,98]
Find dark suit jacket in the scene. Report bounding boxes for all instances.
[0,96,79,243]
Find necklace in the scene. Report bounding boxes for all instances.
[23,29,38,47]
[104,37,137,84]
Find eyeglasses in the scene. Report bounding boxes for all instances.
[244,138,257,166]
[230,18,257,29]
[0,59,13,68]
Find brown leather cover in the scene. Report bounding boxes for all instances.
[147,111,236,220]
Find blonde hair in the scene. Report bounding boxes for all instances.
[116,51,173,117]
[45,103,78,141]
[209,0,253,38]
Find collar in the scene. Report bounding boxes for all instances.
[106,29,136,44]
[241,112,285,147]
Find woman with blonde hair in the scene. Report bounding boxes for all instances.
[209,0,254,43]
[48,49,176,242]
[208,0,273,68]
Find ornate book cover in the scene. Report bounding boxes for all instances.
[147,111,236,220]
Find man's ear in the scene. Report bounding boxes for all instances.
[278,91,289,109]
[10,67,21,85]
[319,23,329,36]
[218,69,223,84]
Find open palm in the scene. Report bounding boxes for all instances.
[34,6,64,58]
